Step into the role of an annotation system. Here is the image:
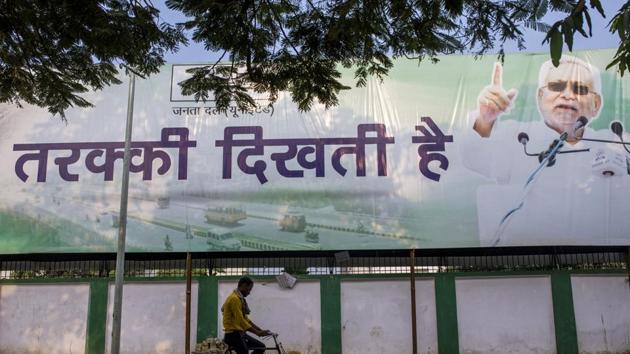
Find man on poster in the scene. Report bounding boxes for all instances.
[474,57,602,142]
[461,56,630,246]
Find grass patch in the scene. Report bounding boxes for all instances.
[0,210,115,253]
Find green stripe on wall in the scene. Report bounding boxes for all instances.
[551,271,578,354]
[197,276,219,341]
[435,274,459,354]
[320,276,342,354]
[85,279,108,354]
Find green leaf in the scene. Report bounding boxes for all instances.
[589,0,605,17]
[550,27,563,66]
[584,10,593,36]
[562,20,574,51]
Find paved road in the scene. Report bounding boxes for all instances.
[9,189,418,251]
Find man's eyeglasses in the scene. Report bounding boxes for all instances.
[544,80,592,95]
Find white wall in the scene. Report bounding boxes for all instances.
[456,276,556,354]
[104,282,198,354]
[0,283,89,354]
[218,279,322,354]
[572,275,630,353]
[340,279,438,354]
[3,274,628,354]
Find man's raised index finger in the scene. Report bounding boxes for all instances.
[492,62,503,87]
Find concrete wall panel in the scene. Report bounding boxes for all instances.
[456,276,556,354]
[218,279,321,354]
[0,283,89,354]
[104,282,198,354]
[572,275,630,353]
[340,279,438,354]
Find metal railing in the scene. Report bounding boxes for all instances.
[0,246,628,279]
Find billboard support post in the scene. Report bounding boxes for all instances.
[185,252,192,354]
[110,72,136,354]
[410,248,417,354]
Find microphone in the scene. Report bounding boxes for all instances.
[578,120,630,149]
[573,116,588,132]
[610,120,624,139]
[517,132,537,156]
[609,120,630,173]
[517,132,529,145]
[538,139,563,167]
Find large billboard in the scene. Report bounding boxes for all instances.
[1,49,629,253]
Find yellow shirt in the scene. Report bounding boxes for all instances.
[222,290,252,332]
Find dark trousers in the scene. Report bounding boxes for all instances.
[224,331,265,354]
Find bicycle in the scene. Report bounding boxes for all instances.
[224,332,286,354]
